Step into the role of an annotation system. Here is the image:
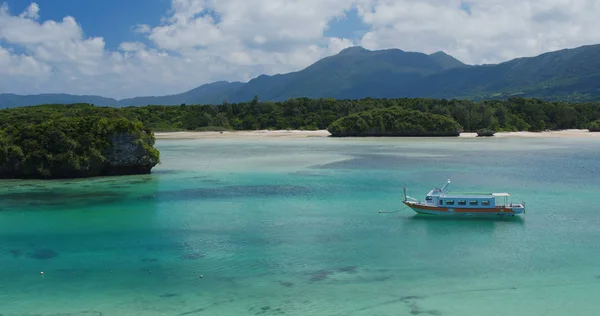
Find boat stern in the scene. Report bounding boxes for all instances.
[509,204,526,215]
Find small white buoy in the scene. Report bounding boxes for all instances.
[40,271,44,275]
[200,274,204,278]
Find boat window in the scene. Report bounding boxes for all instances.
[446,200,455,205]
[458,200,466,205]
[482,200,490,206]
[426,196,432,201]
[439,200,443,205]
[469,201,478,205]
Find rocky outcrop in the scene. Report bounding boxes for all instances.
[0,116,160,179]
[476,129,496,137]
[103,132,159,176]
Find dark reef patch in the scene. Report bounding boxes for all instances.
[309,269,334,282]
[278,281,294,287]
[182,252,204,260]
[337,266,357,274]
[309,266,360,282]
[161,185,313,201]
[400,296,441,315]
[0,189,129,209]
[29,249,58,260]
[159,293,179,298]
[152,170,179,175]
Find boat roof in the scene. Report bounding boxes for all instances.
[438,192,510,198]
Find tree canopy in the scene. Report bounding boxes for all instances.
[0,105,159,179]
[327,106,461,137]
[110,97,600,133]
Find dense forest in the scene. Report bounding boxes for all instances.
[108,97,600,133]
[0,105,160,179]
[2,97,600,134]
[327,106,461,137]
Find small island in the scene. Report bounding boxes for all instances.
[476,129,496,137]
[0,104,160,179]
[327,106,461,137]
[588,120,600,132]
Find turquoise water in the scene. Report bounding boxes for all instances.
[1,137,600,315]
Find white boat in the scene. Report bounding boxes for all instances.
[402,179,525,216]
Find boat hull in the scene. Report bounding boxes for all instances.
[403,201,524,216]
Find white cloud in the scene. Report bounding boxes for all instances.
[19,2,39,19]
[132,24,151,34]
[119,41,146,52]
[0,46,50,76]
[357,0,600,64]
[0,5,81,45]
[0,0,599,99]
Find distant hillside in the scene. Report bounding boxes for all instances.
[227,44,600,102]
[411,44,600,101]
[0,94,117,109]
[117,81,244,107]
[229,46,468,102]
[2,43,600,108]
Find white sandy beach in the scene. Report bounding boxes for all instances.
[155,129,600,139]
[155,130,331,139]
[459,129,600,138]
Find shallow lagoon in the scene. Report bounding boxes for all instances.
[1,137,600,315]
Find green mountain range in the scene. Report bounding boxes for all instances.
[2,43,599,108]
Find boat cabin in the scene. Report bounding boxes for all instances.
[425,189,511,208]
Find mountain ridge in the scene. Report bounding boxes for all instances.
[2,43,600,108]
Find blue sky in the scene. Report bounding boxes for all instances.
[325,7,369,41]
[3,0,170,49]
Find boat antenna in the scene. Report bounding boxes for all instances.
[441,179,451,192]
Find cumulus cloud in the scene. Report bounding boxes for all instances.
[19,2,39,19]
[0,0,599,98]
[357,0,600,64]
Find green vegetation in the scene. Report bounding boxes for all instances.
[588,120,600,132]
[116,97,600,133]
[477,129,496,137]
[0,104,159,179]
[327,107,461,137]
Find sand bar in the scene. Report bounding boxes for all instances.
[155,129,600,139]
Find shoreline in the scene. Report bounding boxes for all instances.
[155,129,600,139]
